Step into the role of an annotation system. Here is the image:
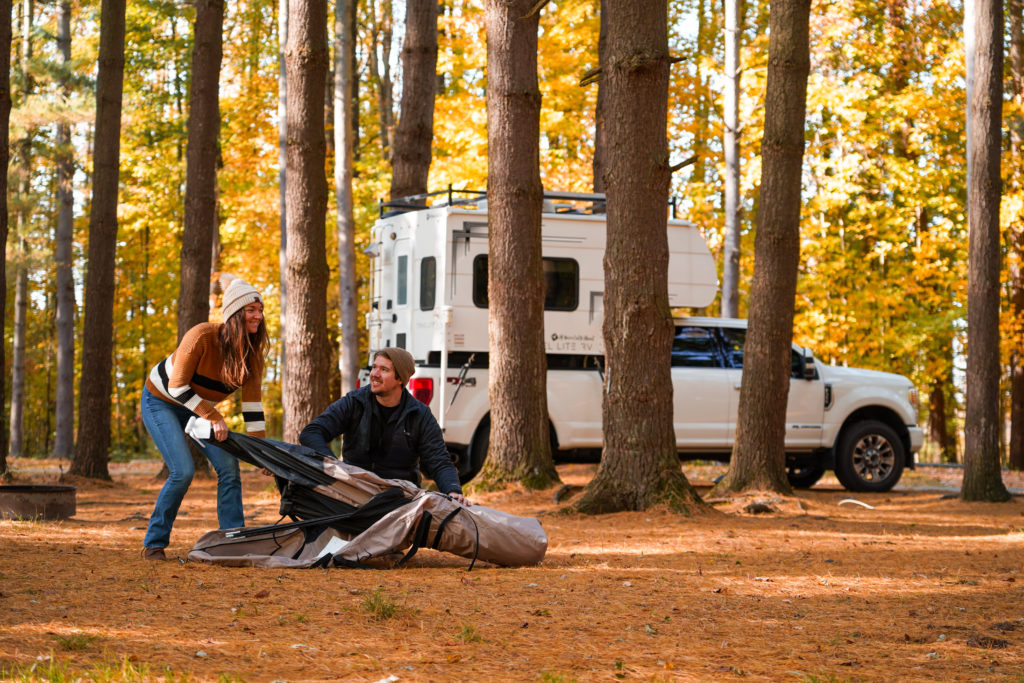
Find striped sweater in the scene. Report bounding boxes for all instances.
[145,322,266,437]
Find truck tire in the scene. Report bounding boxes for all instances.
[833,420,905,492]
[462,417,491,484]
[786,463,825,489]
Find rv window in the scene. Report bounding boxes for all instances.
[397,255,408,306]
[420,257,436,311]
[472,255,579,311]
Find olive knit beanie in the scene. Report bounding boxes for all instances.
[221,275,263,321]
[375,347,416,385]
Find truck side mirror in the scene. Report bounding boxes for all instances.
[801,348,816,380]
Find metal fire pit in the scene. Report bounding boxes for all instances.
[0,484,77,520]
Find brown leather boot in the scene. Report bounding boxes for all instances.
[142,547,167,561]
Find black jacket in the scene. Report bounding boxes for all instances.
[298,385,462,494]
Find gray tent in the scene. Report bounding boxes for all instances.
[186,433,547,569]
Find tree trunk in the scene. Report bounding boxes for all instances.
[928,376,956,462]
[9,224,27,458]
[283,0,331,444]
[592,0,606,196]
[1008,0,1024,471]
[389,0,437,201]
[368,0,394,161]
[335,0,360,394]
[178,0,224,340]
[9,0,33,459]
[278,0,289,435]
[712,0,810,496]
[962,0,1010,501]
[477,0,558,491]
[69,0,127,481]
[575,0,703,513]
[0,0,11,477]
[720,0,742,318]
[53,0,75,460]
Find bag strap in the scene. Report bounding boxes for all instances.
[396,511,434,567]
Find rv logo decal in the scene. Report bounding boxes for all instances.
[548,332,596,352]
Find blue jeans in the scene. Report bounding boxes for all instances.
[141,386,244,549]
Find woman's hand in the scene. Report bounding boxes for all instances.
[212,418,229,441]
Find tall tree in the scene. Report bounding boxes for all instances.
[178,0,225,340]
[53,0,75,459]
[712,0,810,496]
[9,0,33,459]
[0,0,12,476]
[335,0,360,394]
[283,0,330,443]
[592,0,606,194]
[1008,0,1024,471]
[575,0,703,513]
[389,0,438,200]
[279,0,289,434]
[69,0,127,480]
[962,0,1011,501]
[367,0,394,161]
[476,0,559,490]
[720,0,742,318]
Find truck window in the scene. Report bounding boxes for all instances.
[472,255,579,311]
[720,328,745,368]
[420,256,436,311]
[397,254,409,306]
[672,327,721,367]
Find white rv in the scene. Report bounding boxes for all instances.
[364,189,923,492]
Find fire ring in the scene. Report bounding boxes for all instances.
[0,485,77,520]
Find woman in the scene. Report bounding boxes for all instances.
[140,276,269,561]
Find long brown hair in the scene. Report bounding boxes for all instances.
[219,307,269,388]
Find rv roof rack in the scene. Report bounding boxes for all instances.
[378,184,680,219]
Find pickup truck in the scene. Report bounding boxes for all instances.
[406,317,923,492]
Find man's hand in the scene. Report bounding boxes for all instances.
[212,418,229,441]
[448,492,471,507]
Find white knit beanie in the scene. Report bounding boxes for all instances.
[221,275,263,321]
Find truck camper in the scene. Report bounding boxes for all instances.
[363,188,923,492]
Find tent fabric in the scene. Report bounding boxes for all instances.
[186,432,547,569]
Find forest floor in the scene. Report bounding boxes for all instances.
[1,458,1023,683]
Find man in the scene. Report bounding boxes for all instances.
[299,347,470,506]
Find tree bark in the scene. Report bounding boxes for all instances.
[9,0,33,459]
[575,0,703,513]
[592,0,606,196]
[335,0,360,394]
[178,0,225,340]
[962,0,1011,500]
[928,376,955,462]
[712,0,810,496]
[1008,0,1024,471]
[283,0,331,444]
[720,0,742,318]
[279,0,289,434]
[476,0,558,490]
[367,0,394,161]
[389,0,437,201]
[69,0,127,481]
[53,0,75,460]
[0,0,12,477]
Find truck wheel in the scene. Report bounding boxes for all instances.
[461,417,490,484]
[834,420,904,492]
[786,463,825,488]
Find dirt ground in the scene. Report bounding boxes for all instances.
[1,459,1023,683]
